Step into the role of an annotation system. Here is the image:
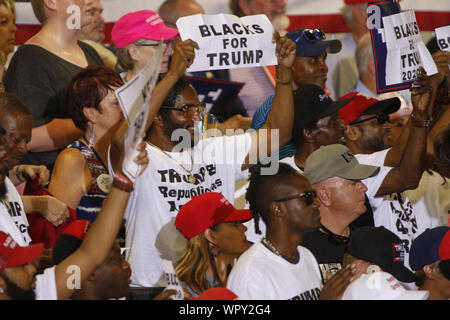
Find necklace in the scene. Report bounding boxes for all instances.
[146,141,197,184]
[262,237,282,256]
[82,136,108,169]
[319,224,350,244]
[262,237,300,263]
[81,136,112,193]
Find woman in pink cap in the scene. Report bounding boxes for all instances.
[174,192,253,297]
[112,10,181,81]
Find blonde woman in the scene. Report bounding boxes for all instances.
[174,192,252,297]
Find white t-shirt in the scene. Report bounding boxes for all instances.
[342,271,429,300]
[125,134,252,287]
[356,149,449,269]
[0,177,31,245]
[35,266,58,300]
[227,242,323,300]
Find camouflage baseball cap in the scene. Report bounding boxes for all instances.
[303,144,380,184]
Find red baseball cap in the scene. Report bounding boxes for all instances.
[112,10,179,48]
[0,231,44,272]
[190,287,238,300]
[338,92,400,125]
[175,192,252,239]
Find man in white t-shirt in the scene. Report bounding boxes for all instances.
[228,163,354,300]
[125,35,297,287]
[0,93,71,245]
[338,81,447,266]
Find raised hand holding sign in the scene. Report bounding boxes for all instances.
[176,14,277,72]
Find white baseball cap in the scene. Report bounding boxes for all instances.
[342,271,429,300]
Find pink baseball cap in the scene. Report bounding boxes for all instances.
[111,10,179,49]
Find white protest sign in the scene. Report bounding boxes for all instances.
[115,45,163,181]
[435,25,450,52]
[162,259,185,300]
[383,10,437,85]
[176,13,277,72]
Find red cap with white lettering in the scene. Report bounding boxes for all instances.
[0,231,44,271]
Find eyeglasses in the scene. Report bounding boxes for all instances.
[161,103,206,117]
[350,113,390,126]
[135,41,172,51]
[294,29,326,44]
[273,190,317,206]
[135,43,160,47]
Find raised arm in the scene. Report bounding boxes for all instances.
[53,121,148,300]
[242,33,296,170]
[143,39,199,133]
[385,51,450,167]
[375,68,434,196]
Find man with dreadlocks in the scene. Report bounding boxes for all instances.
[227,163,354,300]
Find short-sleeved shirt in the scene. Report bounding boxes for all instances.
[35,266,58,300]
[124,133,252,287]
[227,242,323,300]
[5,41,104,171]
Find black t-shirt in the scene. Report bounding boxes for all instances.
[5,41,104,172]
[301,228,350,281]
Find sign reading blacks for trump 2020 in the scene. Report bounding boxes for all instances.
[368,0,437,94]
[176,14,277,72]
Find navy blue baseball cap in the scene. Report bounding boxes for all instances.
[286,29,342,57]
[410,226,450,280]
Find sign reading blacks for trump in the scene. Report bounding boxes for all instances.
[176,14,277,72]
[368,0,437,94]
[435,25,450,52]
[383,10,437,86]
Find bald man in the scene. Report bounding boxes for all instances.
[158,0,205,31]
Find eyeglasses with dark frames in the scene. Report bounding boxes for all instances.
[273,190,317,206]
[135,41,171,48]
[135,43,160,47]
[350,113,390,126]
[160,103,206,117]
[294,29,326,44]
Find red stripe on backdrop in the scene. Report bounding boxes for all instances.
[14,11,450,45]
[286,11,450,33]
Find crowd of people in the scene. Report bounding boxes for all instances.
[0,0,449,302]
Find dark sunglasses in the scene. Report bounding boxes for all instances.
[350,113,390,126]
[160,103,206,116]
[273,190,317,206]
[294,29,326,44]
